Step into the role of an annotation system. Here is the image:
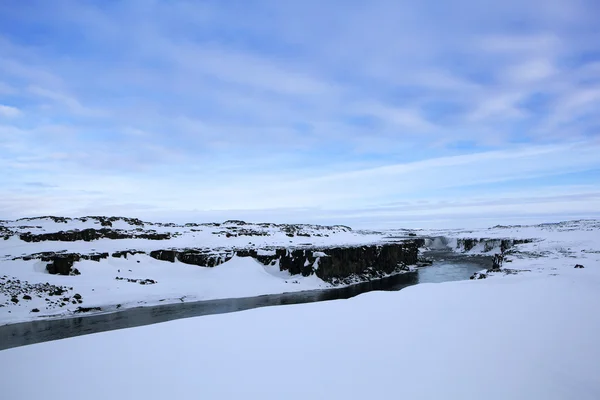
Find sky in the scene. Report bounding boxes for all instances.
[1,0,599,228]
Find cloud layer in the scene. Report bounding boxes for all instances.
[1,0,599,227]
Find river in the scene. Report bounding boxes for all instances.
[0,252,489,351]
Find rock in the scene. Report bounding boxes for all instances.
[46,254,80,275]
[74,306,102,313]
[470,272,487,280]
[73,293,82,300]
[149,249,228,267]
[491,253,504,271]
[70,268,81,276]
[10,297,18,303]
[20,228,169,243]
[31,308,40,313]
[575,264,585,269]
[22,295,32,300]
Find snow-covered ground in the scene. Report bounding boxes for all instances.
[0,255,330,324]
[1,217,396,324]
[1,257,598,399]
[1,218,599,326]
[1,219,599,398]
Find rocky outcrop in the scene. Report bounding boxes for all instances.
[146,240,423,284]
[19,228,170,242]
[17,216,70,223]
[111,250,146,258]
[239,240,423,283]
[1,275,74,310]
[470,272,487,280]
[149,249,231,267]
[455,238,533,253]
[45,254,81,275]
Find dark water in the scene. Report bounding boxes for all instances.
[0,253,489,351]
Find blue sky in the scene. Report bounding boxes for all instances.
[1,0,599,227]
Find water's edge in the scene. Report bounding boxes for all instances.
[0,252,491,351]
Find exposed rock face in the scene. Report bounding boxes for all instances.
[111,250,146,259]
[75,306,102,313]
[239,240,423,282]
[314,243,421,281]
[146,240,423,283]
[149,249,231,267]
[456,238,533,253]
[46,254,81,275]
[19,228,170,243]
[489,253,504,272]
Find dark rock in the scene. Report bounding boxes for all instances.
[46,254,80,275]
[73,293,82,300]
[149,249,228,267]
[20,228,169,243]
[10,297,18,303]
[74,306,102,313]
[112,250,146,259]
[22,295,32,300]
[237,241,423,282]
[144,240,423,284]
[149,250,176,263]
[470,272,487,280]
[488,253,504,272]
[223,220,247,225]
[31,308,40,313]
[86,253,109,262]
[575,264,585,269]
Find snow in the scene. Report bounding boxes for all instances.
[1,219,599,398]
[0,254,329,324]
[0,219,387,258]
[1,219,392,324]
[2,219,600,325]
[1,268,599,399]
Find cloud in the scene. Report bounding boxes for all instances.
[0,105,20,118]
[27,86,105,117]
[0,0,599,226]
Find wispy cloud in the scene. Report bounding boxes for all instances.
[0,0,599,226]
[0,104,20,118]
